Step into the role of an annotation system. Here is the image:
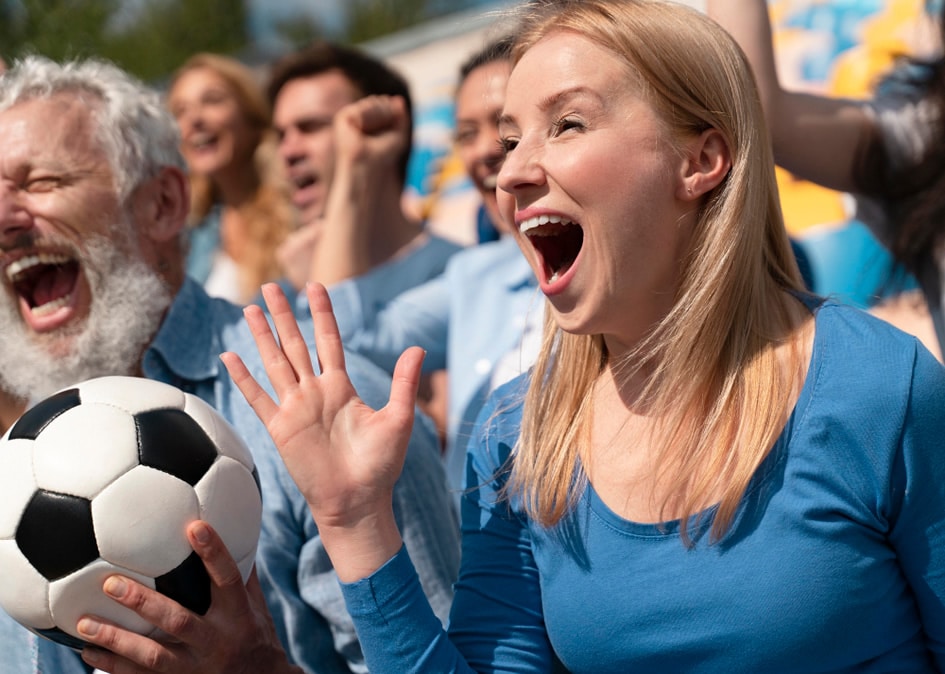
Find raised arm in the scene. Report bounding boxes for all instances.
[223,283,554,673]
[307,96,416,286]
[707,0,873,192]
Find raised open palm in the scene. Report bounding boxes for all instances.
[221,282,424,535]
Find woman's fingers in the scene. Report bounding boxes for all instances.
[384,346,425,428]
[241,304,302,396]
[261,284,315,380]
[219,352,279,426]
[306,282,347,374]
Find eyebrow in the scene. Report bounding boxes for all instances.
[498,85,604,129]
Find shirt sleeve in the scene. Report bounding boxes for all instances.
[326,272,451,374]
[886,343,945,668]
[254,356,461,673]
[340,389,555,674]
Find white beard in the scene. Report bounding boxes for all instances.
[0,235,172,403]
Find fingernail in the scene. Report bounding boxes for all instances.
[104,576,126,598]
[192,521,211,545]
[77,617,101,637]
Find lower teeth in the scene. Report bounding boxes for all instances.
[549,272,559,282]
[31,296,70,317]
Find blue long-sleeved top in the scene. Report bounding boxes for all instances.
[341,299,945,672]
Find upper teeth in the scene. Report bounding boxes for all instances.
[6,253,70,282]
[519,214,574,234]
[190,132,214,148]
[482,174,498,189]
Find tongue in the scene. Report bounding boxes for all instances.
[32,264,76,308]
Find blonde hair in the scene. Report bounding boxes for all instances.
[169,53,296,299]
[506,0,805,542]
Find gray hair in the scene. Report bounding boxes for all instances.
[0,55,186,201]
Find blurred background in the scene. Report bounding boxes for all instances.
[2,0,940,304]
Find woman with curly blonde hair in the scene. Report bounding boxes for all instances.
[168,53,296,304]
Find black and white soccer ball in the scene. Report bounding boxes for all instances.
[0,376,263,650]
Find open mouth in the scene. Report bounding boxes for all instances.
[519,215,584,282]
[292,174,317,191]
[188,132,218,151]
[5,252,80,316]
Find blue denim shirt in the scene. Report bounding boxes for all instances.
[1,278,460,674]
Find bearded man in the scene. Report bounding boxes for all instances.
[0,56,458,674]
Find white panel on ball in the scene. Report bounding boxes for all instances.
[32,405,139,499]
[0,439,36,538]
[183,394,255,470]
[0,539,54,629]
[49,560,156,642]
[75,376,186,414]
[195,456,262,577]
[0,375,263,650]
[236,548,257,583]
[92,465,200,578]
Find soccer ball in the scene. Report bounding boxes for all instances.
[0,376,263,650]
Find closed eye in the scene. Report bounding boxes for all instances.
[553,117,585,135]
[25,176,62,193]
[498,137,518,155]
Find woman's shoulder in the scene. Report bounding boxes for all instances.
[808,298,945,407]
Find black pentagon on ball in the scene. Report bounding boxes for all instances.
[8,388,81,440]
[135,408,218,486]
[33,625,88,651]
[155,550,211,616]
[17,490,98,581]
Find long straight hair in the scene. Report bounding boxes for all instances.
[505,0,806,543]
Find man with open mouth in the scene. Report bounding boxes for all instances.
[266,41,461,300]
[0,55,459,674]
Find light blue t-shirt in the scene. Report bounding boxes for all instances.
[341,299,945,672]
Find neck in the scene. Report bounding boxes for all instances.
[213,162,260,209]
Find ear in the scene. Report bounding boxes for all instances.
[677,128,731,201]
[133,166,190,244]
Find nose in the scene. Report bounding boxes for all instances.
[496,136,545,196]
[0,181,33,246]
[278,128,304,166]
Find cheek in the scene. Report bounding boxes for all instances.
[457,145,477,176]
[496,188,515,222]
[308,134,335,168]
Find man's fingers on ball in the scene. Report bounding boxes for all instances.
[104,575,202,642]
[79,620,172,672]
[188,521,245,589]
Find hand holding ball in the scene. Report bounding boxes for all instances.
[0,376,262,649]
